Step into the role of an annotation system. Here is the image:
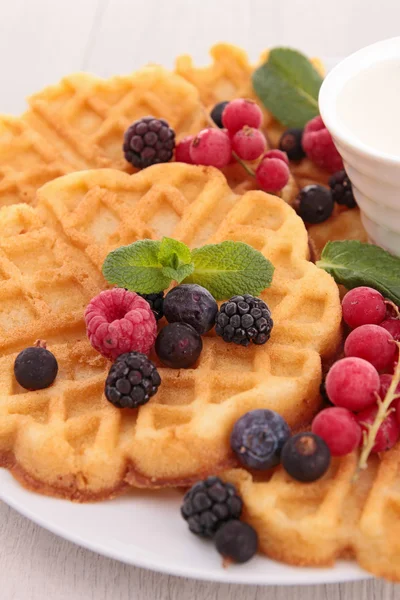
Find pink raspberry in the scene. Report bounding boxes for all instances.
[84,288,157,360]
[302,116,343,173]
[190,128,232,168]
[175,136,193,163]
[262,149,289,165]
[255,157,290,192]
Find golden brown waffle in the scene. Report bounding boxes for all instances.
[0,67,206,208]
[0,163,341,499]
[308,206,368,257]
[223,447,400,582]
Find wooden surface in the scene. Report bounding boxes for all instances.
[1,0,400,597]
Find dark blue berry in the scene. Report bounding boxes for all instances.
[163,284,218,335]
[215,520,258,563]
[210,101,229,128]
[14,346,58,390]
[155,322,202,368]
[105,352,160,409]
[297,185,334,224]
[329,170,357,208]
[279,128,305,161]
[230,409,291,470]
[281,432,331,482]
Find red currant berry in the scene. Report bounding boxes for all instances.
[380,318,400,342]
[356,405,400,453]
[255,158,290,192]
[190,128,232,169]
[379,373,400,401]
[325,357,380,412]
[311,407,362,456]
[344,324,396,372]
[222,99,263,134]
[175,136,193,163]
[262,149,289,165]
[231,126,266,161]
[341,287,386,329]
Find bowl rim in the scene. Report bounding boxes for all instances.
[319,36,400,166]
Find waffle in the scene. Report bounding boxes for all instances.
[0,66,206,209]
[223,446,400,582]
[0,163,341,499]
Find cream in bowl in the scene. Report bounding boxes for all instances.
[319,37,400,256]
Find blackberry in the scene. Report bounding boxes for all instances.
[297,185,334,224]
[329,170,357,208]
[279,128,306,161]
[281,432,331,483]
[123,117,175,169]
[210,101,229,128]
[105,352,161,409]
[215,520,258,563]
[138,291,164,321]
[181,476,243,538]
[215,294,273,346]
[14,344,58,390]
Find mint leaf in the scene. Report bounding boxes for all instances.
[184,241,274,300]
[252,47,323,127]
[162,263,194,283]
[158,237,192,269]
[317,241,400,305]
[102,239,171,293]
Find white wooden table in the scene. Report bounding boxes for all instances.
[1,0,400,597]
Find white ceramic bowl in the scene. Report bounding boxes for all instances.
[319,37,400,256]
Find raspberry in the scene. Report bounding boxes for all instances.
[262,149,289,165]
[123,117,175,169]
[181,476,243,538]
[175,136,193,164]
[302,116,343,173]
[342,287,386,329]
[329,170,356,208]
[84,288,157,360]
[325,357,380,411]
[296,185,334,224]
[279,128,305,161]
[105,352,161,409]
[190,128,232,168]
[255,157,290,192]
[231,126,266,161]
[222,98,263,134]
[380,318,400,341]
[311,407,362,456]
[344,324,396,372]
[215,294,273,346]
[356,405,400,453]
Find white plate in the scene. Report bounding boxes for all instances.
[0,469,369,585]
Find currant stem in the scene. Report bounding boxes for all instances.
[385,300,400,318]
[358,341,400,471]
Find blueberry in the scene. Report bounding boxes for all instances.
[163,284,218,335]
[14,346,58,390]
[155,322,202,368]
[215,520,258,563]
[279,128,306,161]
[297,185,334,224]
[210,101,229,128]
[230,409,291,470]
[281,432,331,482]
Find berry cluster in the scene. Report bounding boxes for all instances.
[312,287,400,457]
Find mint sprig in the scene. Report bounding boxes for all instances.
[102,237,274,300]
[252,47,323,128]
[317,240,400,305]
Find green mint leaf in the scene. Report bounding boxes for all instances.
[184,241,274,300]
[252,47,323,127]
[158,237,192,270]
[317,241,400,305]
[162,263,195,284]
[102,239,171,294]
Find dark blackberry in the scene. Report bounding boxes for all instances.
[279,128,306,161]
[297,185,334,224]
[181,476,243,538]
[210,101,229,128]
[281,432,331,483]
[329,170,357,208]
[123,117,175,169]
[14,344,58,390]
[105,352,161,409]
[138,291,164,321]
[215,294,273,346]
[215,520,258,563]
